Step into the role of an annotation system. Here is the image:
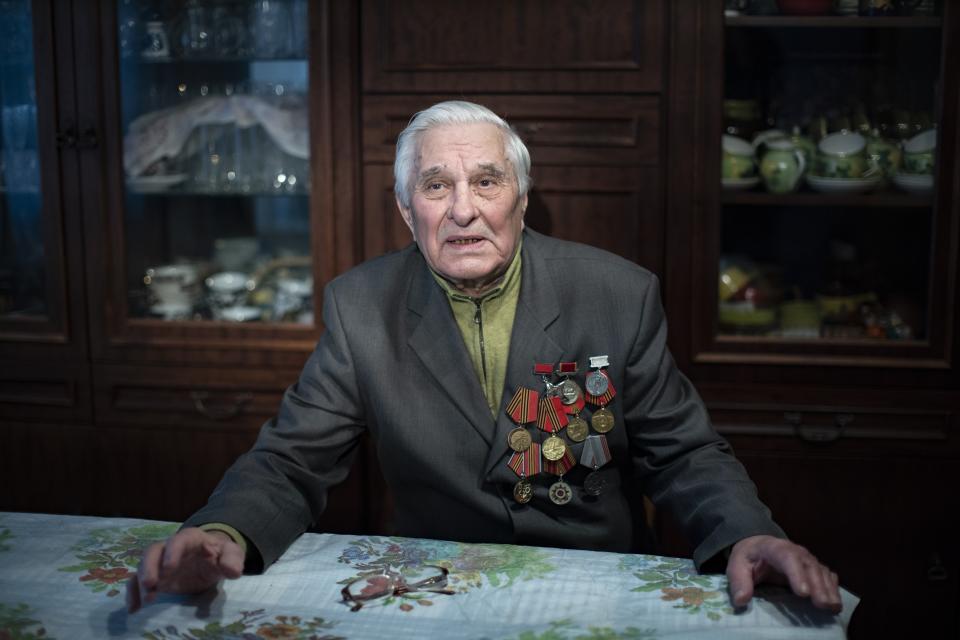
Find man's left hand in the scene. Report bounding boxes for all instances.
[726,535,842,612]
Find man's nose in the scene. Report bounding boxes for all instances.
[447,184,478,225]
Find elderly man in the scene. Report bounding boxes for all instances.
[127,101,841,613]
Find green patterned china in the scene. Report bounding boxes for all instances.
[903,129,936,175]
[815,132,868,179]
[722,134,756,179]
[760,139,806,194]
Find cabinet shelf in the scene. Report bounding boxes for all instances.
[126,188,310,198]
[720,191,933,207]
[726,16,941,28]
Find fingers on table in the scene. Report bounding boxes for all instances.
[780,546,842,612]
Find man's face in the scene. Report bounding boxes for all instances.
[398,122,527,296]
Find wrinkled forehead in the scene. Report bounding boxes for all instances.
[414,123,511,176]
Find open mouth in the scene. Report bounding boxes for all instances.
[448,238,484,245]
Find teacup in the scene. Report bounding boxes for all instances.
[815,132,867,178]
[144,264,198,307]
[903,129,936,175]
[722,135,756,179]
[206,271,254,308]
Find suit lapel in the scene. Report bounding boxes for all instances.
[484,232,565,476]
[406,256,497,445]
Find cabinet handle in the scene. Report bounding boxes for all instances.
[56,126,77,149]
[927,553,948,582]
[784,411,844,443]
[190,391,253,421]
[76,127,99,150]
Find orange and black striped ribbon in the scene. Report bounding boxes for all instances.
[536,395,569,432]
[508,442,543,477]
[506,387,539,424]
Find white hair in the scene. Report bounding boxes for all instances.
[393,100,532,209]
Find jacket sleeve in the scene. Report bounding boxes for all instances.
[623,274,785,570]
[183,281,367,570]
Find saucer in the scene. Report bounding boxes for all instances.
[892,172,934,196]
[721,176,760,191]
[805,173,882,194]
[218,306,262,322]
[150,302,192,320]
[127,174,188,193]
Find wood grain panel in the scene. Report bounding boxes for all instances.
[363,95,661,167]
[363,0,664,93]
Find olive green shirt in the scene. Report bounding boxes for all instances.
[430,245,523,417]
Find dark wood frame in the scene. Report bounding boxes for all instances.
[74,0,359,367]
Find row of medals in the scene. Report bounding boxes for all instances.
[505,357,615,506]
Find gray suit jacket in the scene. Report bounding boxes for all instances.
[185,229,784,570]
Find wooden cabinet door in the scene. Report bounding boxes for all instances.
[363,0,665,94]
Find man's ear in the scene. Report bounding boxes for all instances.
[520,193,528,229]
[397,195,415,235]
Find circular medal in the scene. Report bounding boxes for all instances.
[557,379,583,406]
[513,478,533,504]
[548,480,573,505]
[566,416,589,442]
[541,435,567,461]
[583,471,607,496]
[585,370,609,396]
[507,427,532,452]
[591,407,615,433]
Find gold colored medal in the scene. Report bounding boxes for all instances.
[591,407,615,433]
[566,416,588,442]
[548,480,573,505]
[507,427,532,452]
[513,478,533,504]
[542,435,567,461]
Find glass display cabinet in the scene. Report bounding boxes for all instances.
[117,0,313,325]
[694,1,957,367]
[0,0,58,333]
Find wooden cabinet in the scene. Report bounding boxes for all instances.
[0,0,366,532]
[664,1,960,636]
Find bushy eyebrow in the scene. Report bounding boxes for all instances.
[416,163,509,184]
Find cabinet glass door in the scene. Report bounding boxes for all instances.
[0,0,45,321]
[713,4,953,361]
[117,0,312,324]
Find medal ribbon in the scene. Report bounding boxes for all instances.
[536,395,569,432]
[508,442,543,477]
[544,447,576,476]
[562,395,585,415]
[506,386,539,424]
[557,361,578,375]
[585,372,616,406]
[533,363,554,376]
[580,434,612,469]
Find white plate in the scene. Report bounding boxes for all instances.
[805,173,882,194]
[150,302,193,320]
[127,174,188,192]
[218,306,262,322]
[721,176,760,191]
[892,172,934,195]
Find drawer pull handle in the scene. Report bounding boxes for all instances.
[927,554,948,582]
[190,391,253,420]
[784,412,844,443]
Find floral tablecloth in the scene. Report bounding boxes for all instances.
[0,512,857,639]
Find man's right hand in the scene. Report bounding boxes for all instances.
[126,527,245,613]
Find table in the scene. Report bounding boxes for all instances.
[0,512,858,639]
